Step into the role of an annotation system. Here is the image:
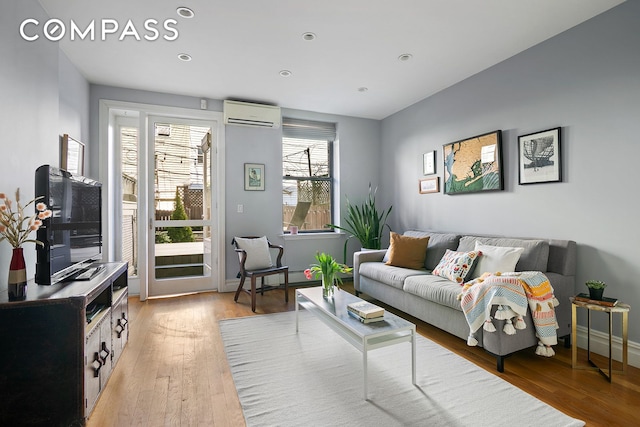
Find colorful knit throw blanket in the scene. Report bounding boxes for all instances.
[459,271,559,357]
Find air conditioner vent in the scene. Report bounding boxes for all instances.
[223,100,281,128]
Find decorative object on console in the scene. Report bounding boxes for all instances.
[0,189,52,300]
[418,177,439,194]
[443,130,503,195]
[518,127,561,185]
[422,150,435,175]
[244,163,265,191]
[326,184,393,263]
[585,279,607,300]
[304,252,352,299]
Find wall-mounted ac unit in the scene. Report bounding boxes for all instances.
[223,100,281,128]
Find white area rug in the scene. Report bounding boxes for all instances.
[220,311,584,427]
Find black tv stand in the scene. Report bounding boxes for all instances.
[75,265,105,281]
[0,262,128,425]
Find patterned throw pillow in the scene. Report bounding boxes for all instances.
[432,249,482,283]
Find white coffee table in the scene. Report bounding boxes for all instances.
[295,287,416,399]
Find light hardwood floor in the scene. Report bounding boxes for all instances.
[88,284,640,427]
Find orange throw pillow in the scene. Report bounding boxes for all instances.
[385,232,430,269]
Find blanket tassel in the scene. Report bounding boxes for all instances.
[536,342,555,357]
[503,319,516,335]
[515,315,526,330]
[483,319,496,332]
[467,334,478,346]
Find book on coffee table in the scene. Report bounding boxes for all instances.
[347,301,384,319]
[347,310,385,323]
[573,293,618,307]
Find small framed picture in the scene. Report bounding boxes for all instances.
[518,127,562,185]
[419,177,439,194]
[423,150,435,175]
[244,163,265,191]
[61,134,85,175]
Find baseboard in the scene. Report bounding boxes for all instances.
[575,325,640,368]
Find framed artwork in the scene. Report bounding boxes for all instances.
[419,177,439,194]
[518,127,562,185]
[61,134,85,175]
[443,130,503,195]
[244,163,265,191]
[423,150,435,175]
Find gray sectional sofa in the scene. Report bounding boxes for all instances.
[353,230,577,372]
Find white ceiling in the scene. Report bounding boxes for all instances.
[38,0,624,120]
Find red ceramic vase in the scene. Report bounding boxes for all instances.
[8,247,27,301]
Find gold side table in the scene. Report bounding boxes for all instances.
[571,297,630,382]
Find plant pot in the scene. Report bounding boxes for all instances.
[588,288,604,301]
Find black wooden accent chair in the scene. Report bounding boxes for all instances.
[232,236,289,312]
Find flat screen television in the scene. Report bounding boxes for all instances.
[35,165,103,285]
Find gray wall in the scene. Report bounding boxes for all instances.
[0,0,89,285]
[380,1,639,341]
[89,86,381,282]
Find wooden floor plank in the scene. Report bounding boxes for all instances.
[88,284,640,427]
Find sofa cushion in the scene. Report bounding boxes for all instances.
[385,232,430,269]
[469,243,524,279]
[359,262,429,290]
[403,230,461,270]
[403,275,463,311]
[432,249,482,283]
[457,235,549,272]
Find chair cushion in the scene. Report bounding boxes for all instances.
[234,236,273,270]
[385,232,430,269]
[469,242,524,279]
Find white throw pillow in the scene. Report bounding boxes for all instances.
[470,242,524,279]
[234,236,273,270]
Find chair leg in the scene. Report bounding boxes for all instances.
[234,276,246,302]
[260,277,265,296]
[251,276,257,312]
[284,270,289,303]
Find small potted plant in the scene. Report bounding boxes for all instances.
[585,280,607,300]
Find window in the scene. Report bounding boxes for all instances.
[282,118,336,232]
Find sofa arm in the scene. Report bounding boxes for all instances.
[353,249,387,292]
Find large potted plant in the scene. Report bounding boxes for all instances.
[328,184,392,263]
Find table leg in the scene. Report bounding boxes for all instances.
[363,343,368,400]
[622,311,629,374]
[571,303,577,368]
[608,311,613,380]
[412,329,416,386]
[295,291,299,333]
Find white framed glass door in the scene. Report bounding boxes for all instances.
[147,116,215,297]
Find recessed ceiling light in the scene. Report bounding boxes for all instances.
[178,53,192,62]
[302,32,316,41]
[279,70,292,77]
[177,7,195,18]
[398,53,413,62]
[357,87,368,92]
